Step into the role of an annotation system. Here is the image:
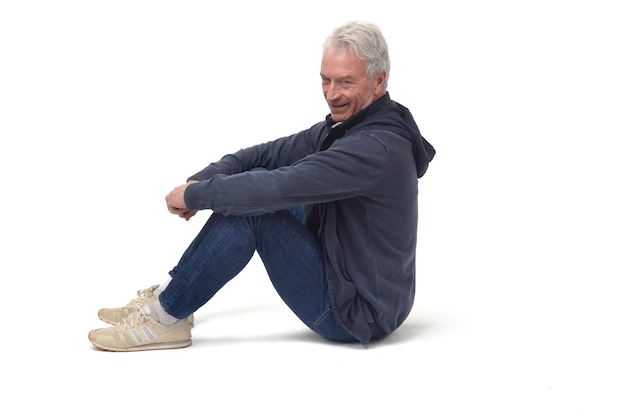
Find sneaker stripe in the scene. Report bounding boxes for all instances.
[141,326,156,341]
[130,328,144,344]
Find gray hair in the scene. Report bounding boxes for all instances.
[323,21,390,89]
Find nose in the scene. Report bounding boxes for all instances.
[325,81,342,101]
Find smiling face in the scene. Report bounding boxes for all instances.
[320,50,387,122]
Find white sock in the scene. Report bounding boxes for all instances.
[151,300,179,325]
[154,276,172,296]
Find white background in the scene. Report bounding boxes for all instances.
[1,1,625,416]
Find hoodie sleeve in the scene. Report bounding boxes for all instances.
[184,133,391,216]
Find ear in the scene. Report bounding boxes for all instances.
[373,70,388,96]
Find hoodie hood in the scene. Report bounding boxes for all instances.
[325,92,436,178]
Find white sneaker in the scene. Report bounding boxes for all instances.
[98,284,194,327]
[89,304,192,352]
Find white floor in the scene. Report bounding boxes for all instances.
[2,1,625,416]
[8,242,626,416]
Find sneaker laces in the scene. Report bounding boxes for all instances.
[118,304,151,330]
[123,284,160,309]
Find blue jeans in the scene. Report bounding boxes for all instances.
[158,207,358,343]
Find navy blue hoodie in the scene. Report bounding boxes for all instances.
[185,92,435,344]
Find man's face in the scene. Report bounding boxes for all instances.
[321,50,386,122]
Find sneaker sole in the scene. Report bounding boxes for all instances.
[90,339,192,352]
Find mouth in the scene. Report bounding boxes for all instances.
[329,103,347,113]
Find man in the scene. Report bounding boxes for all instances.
[89,21,435,351]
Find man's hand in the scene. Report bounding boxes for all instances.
[165,180,198,221]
